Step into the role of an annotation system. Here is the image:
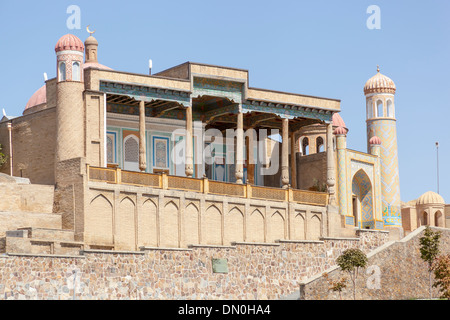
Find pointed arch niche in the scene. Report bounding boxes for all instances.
[224,206,244,244]
[351,169,374,229]
[139,198,158,247]
[183,202,200,246]
[86,193,114,246]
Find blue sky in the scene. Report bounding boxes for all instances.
[0,0,449,203]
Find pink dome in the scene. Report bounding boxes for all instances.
[332,113,346,128]
[83,62,113,70]
[332,113,348,135]
[334,126,347,135]
[369,136,382,145]
[24,63,113,113]
[25,85,46,111]
[55,34,85,53]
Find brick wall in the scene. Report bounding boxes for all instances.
[84,182,332,251]
[0,108,57,185]
[0,183,54,214]
[54,158,86,238]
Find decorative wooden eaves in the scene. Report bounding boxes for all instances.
[99,81,192,107]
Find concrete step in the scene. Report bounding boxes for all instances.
[0,211,62,238]
[2,234,84,256]
[17,227,75,242]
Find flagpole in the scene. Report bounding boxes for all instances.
[436,142,439,194]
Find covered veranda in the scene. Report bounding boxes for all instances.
[89,74,338,207]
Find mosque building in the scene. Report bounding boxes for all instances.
[0,32,448,253]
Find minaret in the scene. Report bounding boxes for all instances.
[364,66,402,233]
[85,33,98,63]
[54,34,85,171]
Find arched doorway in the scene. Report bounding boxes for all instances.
[435,211,443,227]
[352,169,374,229]
[420,211,428,226]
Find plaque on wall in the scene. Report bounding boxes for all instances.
[212,258,228,274]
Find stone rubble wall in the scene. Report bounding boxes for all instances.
[298,226,450,300]
[0,230,387,300]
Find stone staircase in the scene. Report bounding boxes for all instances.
[0,176,83,256]
[3,227,84,255]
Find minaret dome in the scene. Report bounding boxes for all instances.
[55,34,84,83]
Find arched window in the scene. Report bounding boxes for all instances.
[301,137,309,156]
[72,61,81,81]
[59,62,66,81]
[123,135,139,171]
[376,100,383,117]
[316,136,324,153]
[387,100,394,118]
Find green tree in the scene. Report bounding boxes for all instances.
[323,272,347,300]
[0,144,6,168]
[336,248,368,300]
[432,254,450,300]
[419,226,441,299]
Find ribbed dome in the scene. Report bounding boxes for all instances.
[416,191,445,205]
[55,34,85,53]
[364,67,396,95]
[369,136,382,145]
[334,126,347,135]
[24,85,46,111]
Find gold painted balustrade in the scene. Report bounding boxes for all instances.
[87,166,329,207]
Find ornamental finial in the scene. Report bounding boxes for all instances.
[377,65,380,73]
[86,25,96,36]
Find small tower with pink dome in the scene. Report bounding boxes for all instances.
[369,135,382,157]
[55,34,84,83]
[54,34,85,176]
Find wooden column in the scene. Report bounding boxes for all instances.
[139,101,147,172]
[281,118,290,189]
[290,131,297,189]
[235,112,244,184]
[185,106,194,177]
[246,127,255,185]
